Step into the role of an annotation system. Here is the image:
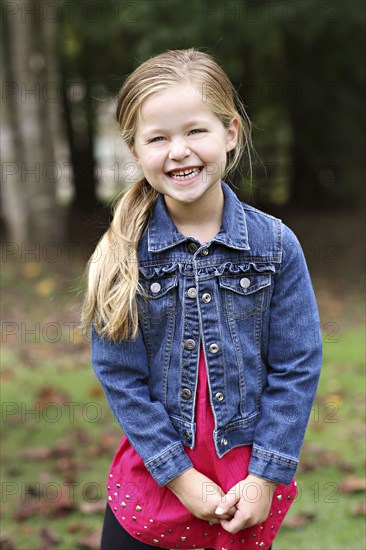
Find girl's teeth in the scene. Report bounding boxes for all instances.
[170,168,201,178]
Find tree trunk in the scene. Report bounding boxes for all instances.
[1,0,30,244]
[1,0,66,249]
[59,53,104,244]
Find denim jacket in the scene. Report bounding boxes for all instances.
[91,181,322,487]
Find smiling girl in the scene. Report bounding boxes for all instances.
[81,48,322,550]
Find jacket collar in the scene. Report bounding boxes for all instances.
[148,181,250,252]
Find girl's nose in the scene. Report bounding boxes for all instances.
[168,139,191,160]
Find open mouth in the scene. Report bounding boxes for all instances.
[168,167,203,180]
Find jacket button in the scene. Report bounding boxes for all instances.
[215,392,224,402]
[187,242,198,253]
[200,247,209,256]
[184,339,196,350]
[209,343,219,353]
[187,287,197,298]
[202,293,211,303]
[240,277,251,289]
[183,430,190,438]
[220,438,228,446]
[181,388,192,399]
[150,282,161,293]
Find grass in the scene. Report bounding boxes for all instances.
[274,326,366,550]
[1,213,365,549]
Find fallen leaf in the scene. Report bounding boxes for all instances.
[350,426,366,439]
[309,421,326,432]
[49,441,74,459]
[69,428,92,444]
[316,392,345,405]
[35,278,56,297]
[79,500,107,515]
[22,262,42,278]
[89,385,104,398]
[298,460,316,473]
[337,460,355,473]
[14,501,41,521]
[282,511,316,529]
[101,430,120,451]
[76,529,102,550]
[3,412,23,425]
[53,457,78,480]
[317,450,338,468]
[25,483,42,498]
[18,447,51,460]
[17,440,74,461]
[84,445,104,458]
[66,522,85,534]
[326,299,343,317]
[299,443,340,473]
[340,476,366,493]
[325,393,343,405]
[39,526,61,546]
[351,502,366,516]
[0,369,15,383]
[19,524,36,535]
[5,466,22,477]
[46,495,77,518]
[36,385,71,406]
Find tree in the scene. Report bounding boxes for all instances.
[1,0,66,246]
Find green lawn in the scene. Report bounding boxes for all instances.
[1,250,365,549]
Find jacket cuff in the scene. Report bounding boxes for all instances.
[248,445,298,485]
[145,442,193,486]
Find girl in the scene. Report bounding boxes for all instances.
[81,48,322,550]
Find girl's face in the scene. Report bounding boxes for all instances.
[131,82,238,211]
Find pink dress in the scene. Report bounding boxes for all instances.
[106,345,297,549]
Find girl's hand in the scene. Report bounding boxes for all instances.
[215,474,278,534]
[166,468,236,523]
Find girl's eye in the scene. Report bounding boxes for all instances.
[147,129,205,143]
[190,128,205,135]
[148,136,165,143]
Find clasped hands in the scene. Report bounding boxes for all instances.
[166,468,277,535]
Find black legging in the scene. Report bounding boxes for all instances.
[100,503,272,550]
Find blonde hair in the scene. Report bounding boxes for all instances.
[81,48,253,342]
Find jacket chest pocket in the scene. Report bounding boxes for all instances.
[218,273,272,319]
[138,274,178,322]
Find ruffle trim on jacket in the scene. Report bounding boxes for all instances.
[139,261,276,279]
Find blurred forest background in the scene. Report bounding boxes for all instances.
[1,1,365,549]
[1,0,365,245]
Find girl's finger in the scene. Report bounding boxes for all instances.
[219,513,235,520]
[207,517,220,524]
[220,516,247,534]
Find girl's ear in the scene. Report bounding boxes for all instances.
[129,145,138,161]
[226,118,239,152]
